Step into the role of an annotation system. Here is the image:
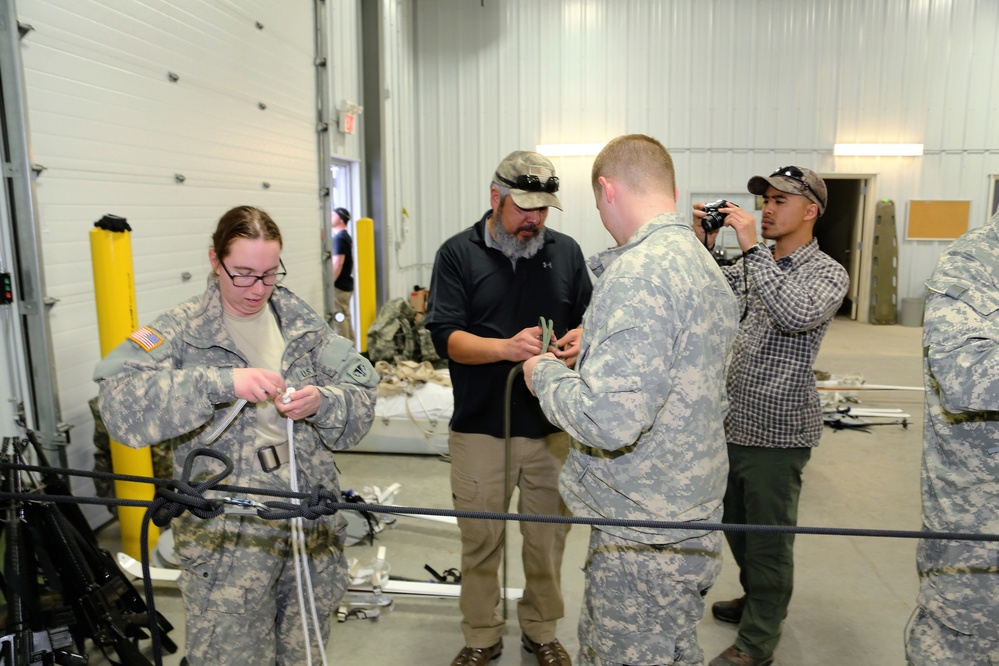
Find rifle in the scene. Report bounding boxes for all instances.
[0,437,86,665]
[1,437,177,665]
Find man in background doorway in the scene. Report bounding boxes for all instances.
[331,206,355,342]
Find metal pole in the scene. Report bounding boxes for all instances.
[314,0,335,327]
[0,0,70,463]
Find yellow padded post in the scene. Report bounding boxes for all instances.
[90,226,158,558]
[355,217,377,353]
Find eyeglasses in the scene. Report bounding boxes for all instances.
[219,259,286,287]
[770,166,824,207]
[495,173,560,194]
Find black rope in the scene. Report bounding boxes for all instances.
[140,499,165,665]
[2,455,997,542]
[329,501,999,543]
[9,461,176,484]
[6,488,994,543]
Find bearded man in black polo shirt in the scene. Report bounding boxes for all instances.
[425,150,593,666]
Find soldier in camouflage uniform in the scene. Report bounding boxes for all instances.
[94,206,378,666]
[525,135,739,666]
[904,211,999,665]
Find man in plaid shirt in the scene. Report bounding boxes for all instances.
[693,167,850,666]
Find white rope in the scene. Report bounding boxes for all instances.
[284,388,329,666]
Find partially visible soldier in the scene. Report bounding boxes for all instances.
[89,395,115,506]
[905,211,999,665]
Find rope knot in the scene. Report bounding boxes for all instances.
[262,486,339,521]
[149,448,232,527]
[303,486,340,520]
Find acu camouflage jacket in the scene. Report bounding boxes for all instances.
[532,213,739,544]
[921,211,999,536]
[93,279,378,494]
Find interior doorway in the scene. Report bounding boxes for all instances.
[815,176,872,320]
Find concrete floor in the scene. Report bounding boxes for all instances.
[98,317,927,665]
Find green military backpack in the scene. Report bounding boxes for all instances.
[366,297,440,365]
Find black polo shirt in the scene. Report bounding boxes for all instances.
[333,229,354,291]
[425,211,593,439]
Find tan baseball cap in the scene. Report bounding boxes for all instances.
[748,166,827,216]
[493,151,562,210]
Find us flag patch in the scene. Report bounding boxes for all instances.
[129,326,164,352]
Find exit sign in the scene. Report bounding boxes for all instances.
[340,110,356,134]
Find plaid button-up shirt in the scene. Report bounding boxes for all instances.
[722,239,849,448]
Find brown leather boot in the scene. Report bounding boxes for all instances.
[450,641,502,666]
[711,596,746,624]
[521,634,571,666]
[709,645,774,666]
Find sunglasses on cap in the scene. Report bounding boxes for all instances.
[771,166,824,207]
[496,173,560,194]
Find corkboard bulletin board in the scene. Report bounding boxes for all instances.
[906,200,970,240]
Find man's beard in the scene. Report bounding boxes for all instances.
[493,209,545,260]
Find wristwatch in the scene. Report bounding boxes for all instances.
[744,242,767,256]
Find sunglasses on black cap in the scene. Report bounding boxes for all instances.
[770,166,824,207]
[496,173,560,194]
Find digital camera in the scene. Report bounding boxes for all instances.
[700,199,730,232]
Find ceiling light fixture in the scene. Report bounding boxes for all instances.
[833,143,924,157]
[536,143,606,157]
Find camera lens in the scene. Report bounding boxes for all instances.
[701,211,726,232]
[700,199,729,232]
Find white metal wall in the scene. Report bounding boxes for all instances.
[8,0,999,491]
[327,0,364,163]
[401,0,999,302]
[377,0,430,298]
[16,0,322,505]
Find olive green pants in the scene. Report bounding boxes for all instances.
[722,444,811,659]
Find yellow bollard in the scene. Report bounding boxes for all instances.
[355,217,377,353]
[90,219,158,558]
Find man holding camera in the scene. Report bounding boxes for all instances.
[693,167,849,666]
